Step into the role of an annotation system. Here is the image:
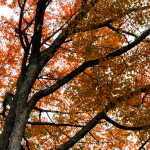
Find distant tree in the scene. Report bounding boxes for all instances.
[0,0,150,149]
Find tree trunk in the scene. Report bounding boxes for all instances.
[8,107,29,150]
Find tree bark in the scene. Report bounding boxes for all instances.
[8,107,29,150]
[56,112,105,150]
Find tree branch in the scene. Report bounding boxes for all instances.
[30,0,49,60]
[56,83,150,149]
[40,23,66,46]
[105,27,150,60]
[73,19,113,33]
[27,121,84,127]
[22,136,30,150]
[56,112,105,150]
[133,92,150,107]
[39,0,100,67]
[103,114,150,131]
[22,19,34,33]
[33,106,85,114]
[107,24,138,39]
[18,0,28,52]
[28,59,100,112]
[0,93,14,117]
[139,137,150,150]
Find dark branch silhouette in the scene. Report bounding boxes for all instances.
[138,137,150,150]
[104,114,150,131]
[27,121,84,127]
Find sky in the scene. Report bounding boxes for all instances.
[0,0,13,17]
[0,6,13,19]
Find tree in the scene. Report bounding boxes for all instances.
[0,0,150,149]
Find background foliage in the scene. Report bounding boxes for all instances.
[0,0,150,149]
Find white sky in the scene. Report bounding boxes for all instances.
[0,0,14,18]
[0,6,13,18]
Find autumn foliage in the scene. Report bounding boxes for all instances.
[0,0,150,150]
